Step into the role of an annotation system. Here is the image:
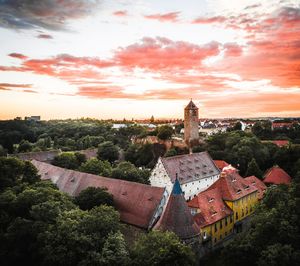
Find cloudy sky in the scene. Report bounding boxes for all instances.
[0,0,299,119]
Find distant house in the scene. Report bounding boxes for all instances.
[263,166,292,185]
[261,140,289,147]
[10,150,61,163]
[150,152,220,201]
[271,122,293,130]
[154,178,200,242]
[213,160,229,171]
[32,160,169,230]
[25,116,41,121]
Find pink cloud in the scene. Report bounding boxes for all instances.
[113,10,128,17]
[8,53,28,60]
[37,34,53,39]
[144,12,180,22]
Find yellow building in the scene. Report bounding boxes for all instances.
[188,166,266,245]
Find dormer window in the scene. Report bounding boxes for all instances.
[245,185,250,190]
[232,178,236,182]
[209,198,214,203]
[237,189,241,194]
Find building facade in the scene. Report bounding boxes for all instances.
[150,152,220,201]
[188,165,265,246]
[184,100,199,145]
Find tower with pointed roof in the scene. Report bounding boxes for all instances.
[184,100,199,145]
[154,178,200,242]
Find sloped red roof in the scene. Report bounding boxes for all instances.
[245,175,267,199]
[207,166,257,201]
[31,160,164,229]
[188,187,232,228]
[272,122,293,128]
[10,150,61,162]
[161,152,220,184]
[264,166,291,185]
[272,140,289,147]
[213,160,229,170]
[154,179,200,240]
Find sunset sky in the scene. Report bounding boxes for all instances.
[0,0,300,120]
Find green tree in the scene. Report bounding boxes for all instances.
[52,152,81,170]
[18,140,32,153]
[98,141,119,163]
[79,158,112,176]
[165,148,177,157]
[157,125,174,140]
[245,158,263,178]
[101,231,130,265]
[131,230,196,266]
[74,187,113,210]
[111,161,149,184]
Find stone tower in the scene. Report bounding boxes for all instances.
[184,100,199,145]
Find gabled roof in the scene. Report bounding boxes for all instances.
[161,152,220,184]
[213,160,229,170]
[10,150,61,162]
[154,179,200,240]
[31,160,164,229]
[207,165,257,201]
[263,166,291,185]
[244,175,267,199]
[185,100,198,110]
[188,187,232,228]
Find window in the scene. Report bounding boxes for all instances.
[225,231,227,236]
[203,231,207,239]
[242,209,244,217]
[214,238,217,243]
[246,207,248,214]
[220,220,223,229]
[236,212,238,220]
[220,234,222,240]
[214,223,218,232]
[225,217,228,226]
[230,214,233,223]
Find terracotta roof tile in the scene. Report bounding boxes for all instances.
[244,175,267,199]
[263,166,291,185]
[10,150,61,162]
[31,160,164,229]
[161,152,220,184]
[207,165,257,201]
[213,160,229,170]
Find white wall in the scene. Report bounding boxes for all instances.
[150,158,220,201]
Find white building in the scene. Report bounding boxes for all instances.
[150,152,220,201]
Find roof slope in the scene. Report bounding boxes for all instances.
[185,100,198,110]
[10,150,61,162]
[245,175,267,199]
[32,160,164,229]
[213,160,229,170]
[154,179,200,240]
[188,187,232,228]
[161,152,220,184]
[207,165,257,201]
[264,166,291,185]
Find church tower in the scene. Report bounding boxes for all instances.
[184,100,199,145]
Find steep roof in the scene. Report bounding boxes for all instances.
[32,160,164,229]
[188,187,232,228]
[154,179,200,240]
[207,165,257,201]
[161,152,220,184]
[263,166,291,185]
[185,100,198,110]
[244,175,267,199]
[213,160,229,170]
[10,150,61,162]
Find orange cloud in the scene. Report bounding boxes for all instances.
[115,37,220,71]
[144,12,180,22]
[192,16,226,24]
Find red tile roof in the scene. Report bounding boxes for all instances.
[207,165,257,201]
[188,187,232,228]
[213,160,229,170]
[263,166,292,185]
[154,179,200,240]
[10,150,61,162]
[272,122,293,128]
[161,152,220,184]
[272,140,289,147]
[32,160,165,229]
[244,175,267,199]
